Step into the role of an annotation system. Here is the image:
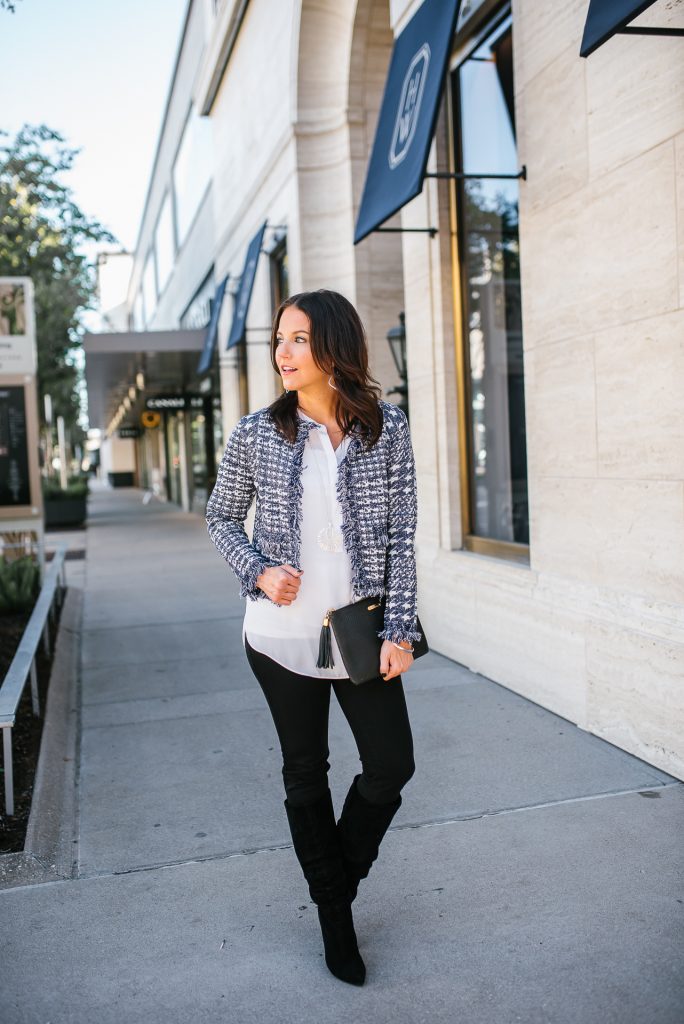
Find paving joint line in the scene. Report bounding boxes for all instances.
[4,780,676,893]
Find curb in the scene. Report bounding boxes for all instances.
[0,586,83,891]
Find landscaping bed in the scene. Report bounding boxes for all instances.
[0,601,61,852]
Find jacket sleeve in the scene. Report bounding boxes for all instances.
[205,416,274,601]
[378,408,423,646]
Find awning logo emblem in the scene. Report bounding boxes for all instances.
[389,43,431,170]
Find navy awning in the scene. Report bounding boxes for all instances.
[197,275,227,375]
[580,0,659,57]
[226,221,267,350]
[353,0,461,245]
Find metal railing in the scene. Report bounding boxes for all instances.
[0,545,67,816]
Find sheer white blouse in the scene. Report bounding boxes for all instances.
[242,408,355,678]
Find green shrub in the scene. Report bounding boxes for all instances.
[0,556,40,615]
[42,475,89,501]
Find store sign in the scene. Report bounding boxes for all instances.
[389,44,430,169]
[353,0,461,244]
[0,385,31,507]
[145,395,188,410]
[580,0,659,58]
[118,426,141,439]
[0,278,37,375]
[226,221,267,350]
[197,275,228,375]
[141,411,161,429]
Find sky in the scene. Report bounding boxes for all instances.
[0,0,188,252]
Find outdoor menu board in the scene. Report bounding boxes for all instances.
[0,385,31,507]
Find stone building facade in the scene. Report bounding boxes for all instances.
[126,0,684,778]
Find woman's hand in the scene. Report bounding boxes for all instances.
[379,639,414,681]
[256,564,304,605]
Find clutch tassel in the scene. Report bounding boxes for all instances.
[316,609,335,669]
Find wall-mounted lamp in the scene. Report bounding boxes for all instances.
[385,312,408,419]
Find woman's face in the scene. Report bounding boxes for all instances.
[274,305,328,393]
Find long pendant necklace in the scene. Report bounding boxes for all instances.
[311,431,345,553]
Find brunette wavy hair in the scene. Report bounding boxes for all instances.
[267,290,384,448]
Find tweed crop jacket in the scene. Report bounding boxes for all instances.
[205,398,422,646]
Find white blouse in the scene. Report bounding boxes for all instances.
[242,408,355,678]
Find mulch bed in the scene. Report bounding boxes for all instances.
[0,601,61,853]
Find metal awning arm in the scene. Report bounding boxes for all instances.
[425,165,527,181]
[616,26,684,36]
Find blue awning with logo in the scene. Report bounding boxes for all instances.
[353,0,461,245]
[579,1,673,58]
[226,221,267,350]
[197,275,227,375]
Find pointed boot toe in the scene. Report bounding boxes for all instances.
[317,902,366,986]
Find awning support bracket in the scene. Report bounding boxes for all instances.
[425,165,527,181]
[616,27,684,37]
[374,227,438,237]
[367,169,527,240]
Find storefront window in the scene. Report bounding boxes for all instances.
[166,413,182,505]
[452,9,529,547]
[190,397,207,509]
[173,104,212,247]
[180,272,214,330]
[212,396,223,474]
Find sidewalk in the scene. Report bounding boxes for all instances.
[1,484,682,1023]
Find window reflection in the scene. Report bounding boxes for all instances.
[453,12,529,546]
[154,192,175,297]
[142,250,157,327]
[173,104,212,247]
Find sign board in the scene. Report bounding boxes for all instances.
[226,222,267,350]
[118,426,141,439]
[353,0,461,243]
[0,278,37,375]
[0,278,42,528]
[580,0,658,58]
[197,275,228,376]
[0,385,31,506]
[145,395,188,411]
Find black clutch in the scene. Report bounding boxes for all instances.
[316,595,429,685]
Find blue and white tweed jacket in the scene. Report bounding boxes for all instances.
[205,398,422,645]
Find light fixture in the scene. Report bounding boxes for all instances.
[385,312,408,418]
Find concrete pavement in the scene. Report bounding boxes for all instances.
[1,483,682,1023]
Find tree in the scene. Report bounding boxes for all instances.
[0,124,115,438]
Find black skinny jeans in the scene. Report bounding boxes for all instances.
[244,636,415,808]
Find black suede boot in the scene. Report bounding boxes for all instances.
[336,774,402,902]
[284,790,366,986]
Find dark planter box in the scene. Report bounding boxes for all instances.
[44,497,87,528]
[108,472,135,487]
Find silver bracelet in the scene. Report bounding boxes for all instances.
[391,640,414,653]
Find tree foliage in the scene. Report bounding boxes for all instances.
[0,124,115,433]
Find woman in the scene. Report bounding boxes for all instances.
[206,289,421,987]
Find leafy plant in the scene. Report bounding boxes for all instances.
[42,475,89,501]
[0,556,39,615]
[0,124,115,435]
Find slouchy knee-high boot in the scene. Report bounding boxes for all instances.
[284,789,366,986]
[336,774,402,902]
